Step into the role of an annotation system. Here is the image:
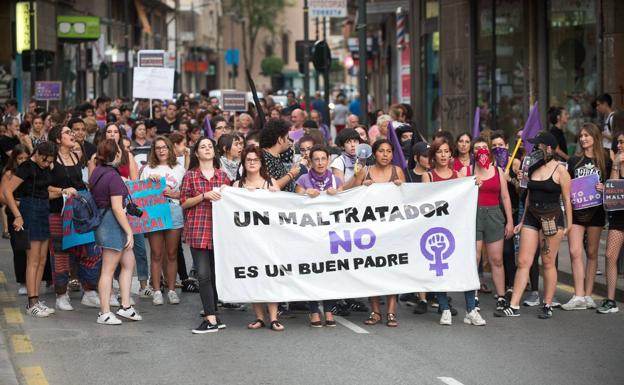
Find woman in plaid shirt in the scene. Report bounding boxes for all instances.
[180,137,231,334]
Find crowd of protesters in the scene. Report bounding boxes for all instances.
[0,90,622,334]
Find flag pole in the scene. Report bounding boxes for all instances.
[506,138,522,173]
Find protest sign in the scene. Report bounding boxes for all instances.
[221,91,247,112]
[570,174,602,210]
[132,67,174,100]
[62,193,96,250]
[519,156,530,188]
[125,177,173,234]
[35,81,62,101]
[213,178,479,303]
[604,179,624,211]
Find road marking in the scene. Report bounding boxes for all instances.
[556,283,605,301]
[0,271,6,284]
[437,377,465,385]
[21,367,49,385]
[12,335,33,353]
[4,307,23,324]
[334,315,369,334]
[0,289,16,302]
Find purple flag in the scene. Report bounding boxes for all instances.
[521,102,541,153]
[472,106,480,139]
[387,121,407,170]
[203,116,214,139]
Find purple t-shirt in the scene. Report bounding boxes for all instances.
[289,127,305,142]
[89,166,128,208]
[296,172,342,191]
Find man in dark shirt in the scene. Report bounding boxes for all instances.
[548,106,569,161]
[68,117,97,160]
[155,103,179,135]
[0,117,22,168]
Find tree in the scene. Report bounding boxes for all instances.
[225,0,290,80]
[260,56,285,76]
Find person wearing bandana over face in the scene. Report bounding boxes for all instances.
[296,145,343,327]
[495,132,572,319]
[472,137,515,314]
[561,123,611,311]
[330,128,363,184]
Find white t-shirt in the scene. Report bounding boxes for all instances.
[333,104,349,125]
[140,163,186,204]
[330,155,355,182]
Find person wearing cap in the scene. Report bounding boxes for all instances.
[495,131,572,320]
[330,128,363,183]
[406,142,430,183]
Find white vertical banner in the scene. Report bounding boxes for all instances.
[213,178,479,303]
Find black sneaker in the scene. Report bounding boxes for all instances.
[597,299,619,314]
[399,293,419,306]
[413,300,428,315]
[222,302,246,311]
[192,320,218,334]
[181,279,200,293]
[277,304,296,319]
[496,297,508,310]
[494,305,520,317]
[216,317,227,329]
[328,303,350,317]
[504,289,513,303]
[345,299,369,312]
[537,304,553,319]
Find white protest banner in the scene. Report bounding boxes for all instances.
[132,67,174,100]
[213,178,479,303]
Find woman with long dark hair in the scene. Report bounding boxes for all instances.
[181,138,231,334]
[452,132,472,176]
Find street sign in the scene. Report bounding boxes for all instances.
[309,0,347,18]
[225,49,240,66]
[137,50,165,67]
[221,91,247,112]
[34,81,62,101]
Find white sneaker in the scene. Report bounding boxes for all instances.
[439,309,452,325]
[17,284,27,296]
[56,294,73,311]
[138,287,153,298]
[584,296,597,309]
[463,309,486,326]
[561,296,587,310]
[116,306,143,321]
[25,303,50,318]
[97,312,122,325]
[153,290,164,305]
[37,301,55,314]
[81,291,101,308]
[167,290,180,304]
[109,293,120,307]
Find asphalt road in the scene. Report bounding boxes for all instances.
[1,240,623,385]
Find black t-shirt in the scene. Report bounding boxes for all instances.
[83,140,97,161]
[49,155,87,213]
[550,126,568,157]
[13,159,52,199]
[0,135,20,168]
[406,169,423,183]
[567,154,612,183]
[155,118,179,135]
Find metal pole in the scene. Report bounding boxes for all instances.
[490,0,497,131]
[357,0,368,126]
[314,18,320,92]
[303,0,310,113]
[175,0,180,93]
[123,0,130,97]
[323,17,326,40]
[29,0,36,96]
[191,1,199,93]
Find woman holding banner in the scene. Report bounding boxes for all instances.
[598,128,624,314]
[562,123,611,311]
[495,132,572,319]
[423,138,484,326]
[141,137,186,306]
[296,145,342,327]
[47,125,101,311]
[181,137,230,334]
[347,139,405,327]
[89,139,142,325]
[232,145,286,331]
[472,137,515,311]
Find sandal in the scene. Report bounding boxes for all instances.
[386,313,398,327]
[309,313,323,328]
[247,319,266,329]
[270,320,285,331]
[363,311,382,325]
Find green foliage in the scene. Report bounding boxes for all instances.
[330,59,344,73]
[261,56,285,76]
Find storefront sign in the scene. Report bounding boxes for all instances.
[309,0,347,18]
[16,2,36,53]
[604,179,624,211]
[57,15,100,40]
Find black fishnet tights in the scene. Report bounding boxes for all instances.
[605,229,624,300]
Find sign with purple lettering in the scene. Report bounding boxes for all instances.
[34,81,62,101]
[570,174,602,210]
[603,179,624,211]
[125,177,173,234]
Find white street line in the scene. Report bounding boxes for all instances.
[437,377,465,385]
[334,315,369,334]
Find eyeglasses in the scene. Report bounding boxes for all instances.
[155,146,168,151]
[62,130,74,136]
[215,125,227,130]
[300,147,313,152]
[245,158,260,164]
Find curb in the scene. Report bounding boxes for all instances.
[0,319,20,385]
[557,269,624,302]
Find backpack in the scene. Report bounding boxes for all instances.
[72,168,110,234]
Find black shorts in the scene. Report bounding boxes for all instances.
[572,207,606,227]
[523,206,565,232]
[608,210,624,231]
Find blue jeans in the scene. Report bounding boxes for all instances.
[437,291,476,312]
[308,300,337,314]
[133,234,148,281]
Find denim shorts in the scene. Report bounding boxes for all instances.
[169,202,184,230]
[95,209,127,252]
[20,197,50,241]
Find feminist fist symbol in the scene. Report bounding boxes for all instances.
[420,227,456,277]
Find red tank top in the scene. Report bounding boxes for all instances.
[118,163,130,179]
[453,158,472,176]
[430,169,458,182]
[477,168,501,206]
